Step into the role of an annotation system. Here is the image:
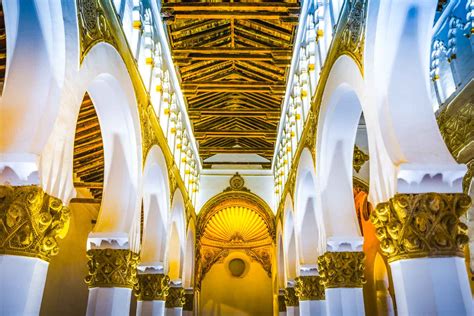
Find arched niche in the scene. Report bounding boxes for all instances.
[141,145,170,268]
[167,189,186,282]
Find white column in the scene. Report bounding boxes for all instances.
[390,257,472,315]
[325,288,364,316]
[299,300,326,316]
[137,300,165,316]
[86,288,132,316]
[0,255,49,316]
[165,307,183,316]
[286,306,299,316]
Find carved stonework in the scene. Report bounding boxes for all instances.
[77,0,114,62]
[183,292,194,311]
[278,294,287,312]
[370,193,471,262]
[0,185,70,261]
[318,251,366,288]
[284,287,299,307]
[304,112,317,157]
[165,287,185,308]
[353,145,369,172]
[223,172,250,192]
[337,0,367,66]
[245,248,272,277]
[199,247,230,282]
[295,276,325,301]
[85,249,139,288]
[136,273,170,301]
[140,104,158,161]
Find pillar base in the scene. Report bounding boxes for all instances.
[390,257,472,315]
[325,288,364,316]
[86,287,132,316]
[299,299,326,315]
[0,255,48,316]
[136,300,165,316]
[165,307,183,316]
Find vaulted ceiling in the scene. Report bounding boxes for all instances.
[162,1,300,165]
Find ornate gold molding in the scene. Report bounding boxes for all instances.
[318,251,366,288]
[136,273,170,301]
[85,249,139,288]
[165,287,185,308]
[278,294,287,312]
[370,193,471,262]
[77,0,115,63]
[245,248,272,278]
[183,292,194,311]
[353,145,369,172]
[284,287,299,307]
[295,276,325,301]
[0,185,70,261]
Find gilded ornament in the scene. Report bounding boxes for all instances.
[136,273,170,301]
[318,251,366,288]
[278,294,287,312]
[337,0,367,68]
[165,287,186,308]
[183,292,194,311]
[0,185,70,261]
[295,276,325,300]
[85,248,139,288]
[140,104,158,160]
[353,145,369,172]
[245,248,272,278]
[370,193,471,262]
[284,287,299,307]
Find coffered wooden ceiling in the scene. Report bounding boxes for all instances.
[162,1,300,164]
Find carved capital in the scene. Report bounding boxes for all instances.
[0,185,70,261]
[370,193,470,262]
[85,249,139,288]
[183,292,194,311]
[295,276,325,300]
[136,273,170,301]
[278,294,287,312]
[284,287,299,307]
[353,145,369,172]
[165,287,185,308]
[318,251,366,288]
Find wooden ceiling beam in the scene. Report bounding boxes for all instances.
[195,131,277,139]
[183,82,285,89]
[173,54,291,62]
[163,12,298,23]
[184,87,285,94]
[162,2,300,12]
[200,147,274,154]
[189,109,280,119]
[172,48,290,54]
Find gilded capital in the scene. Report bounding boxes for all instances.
[278,294,287,312]
[295,276,325,300]
[318,251,366,288]
[136,273,170,301]
[183,292,194,311]
[284,287,299,307]
[85,249,139,288]
[0,185,70,261]
[370,193,470,262]
[165,287,185,308]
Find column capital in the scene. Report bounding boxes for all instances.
[370,193,470,262]
[136,273,170,301]
[284,287,299,307]
[85,248,139,288]
[0,185,70,261]
[278,293,287,312]
[183,291,194,311]
[295,275,325,300]
[165,286,185,308]
[318,251,366,288]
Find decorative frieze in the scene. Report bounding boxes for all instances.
[295,276,325,300]
[136,273,170,301]
[0,185,70,261]
[85,249,139,288]
[284,287,299,307]
[165,287,186,308]
[318,251,366,288]
[370,193,470,262]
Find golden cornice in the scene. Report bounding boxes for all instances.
[0,185,70,262]
[370,193,471,262]
[85,248,140,288]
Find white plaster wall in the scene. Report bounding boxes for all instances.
[197,172,275,214]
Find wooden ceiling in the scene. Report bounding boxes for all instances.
[0,2,6,95]
[162,1,300,164]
